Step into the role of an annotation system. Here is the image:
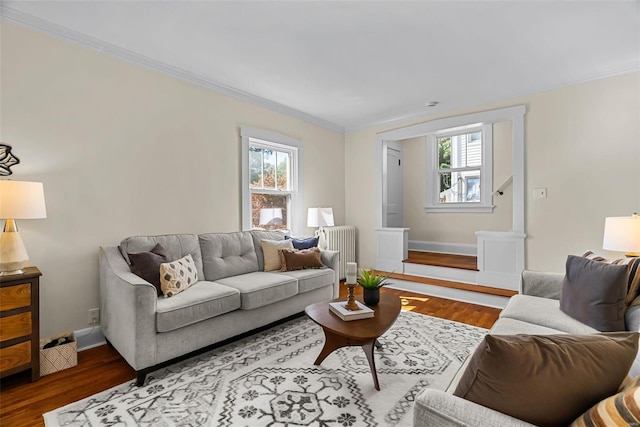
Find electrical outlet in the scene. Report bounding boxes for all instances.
[88,308,100,325]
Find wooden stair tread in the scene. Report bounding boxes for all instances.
[404,251,478,271]
[376,271,518,298]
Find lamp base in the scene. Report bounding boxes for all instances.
[0,221,29,276]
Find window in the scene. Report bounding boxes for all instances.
[426,124,493,212]
[241,128,303,232]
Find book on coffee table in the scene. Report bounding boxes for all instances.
[328,301,374,321]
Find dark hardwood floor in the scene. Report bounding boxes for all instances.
[0,287,501,427]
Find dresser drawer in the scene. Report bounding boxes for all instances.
[0,312,32,342]
[0,283,31,311]
[0,341,31,372]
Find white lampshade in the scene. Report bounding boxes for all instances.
[259,208,283,225]
[0,180,47,275]
[307,207,334,228]
[603,214,640,256]
[0,181,47,219]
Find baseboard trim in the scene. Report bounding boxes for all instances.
[408,240,477,256]
[74,326,106,351]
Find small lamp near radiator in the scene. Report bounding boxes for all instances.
[603,213,640,257]
[0,180,47,275]
[307,207,334,249]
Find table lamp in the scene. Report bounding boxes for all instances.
[0,180,47,275]
[603,213,640,257]
[307,207,334,249]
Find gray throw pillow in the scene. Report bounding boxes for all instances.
[128,243,170,296]
[453,333,639,427]
[560,255,628,332]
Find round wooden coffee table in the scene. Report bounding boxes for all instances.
[305,293,401,391]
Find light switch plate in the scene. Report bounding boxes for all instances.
[533,187,547,199]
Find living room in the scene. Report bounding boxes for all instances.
[1,1,639,426]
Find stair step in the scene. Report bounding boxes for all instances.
[404,251,478,271]
[377,271,517,298]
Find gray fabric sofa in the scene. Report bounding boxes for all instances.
[414,270,640,426]
[99,230,339,386]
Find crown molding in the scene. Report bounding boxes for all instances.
[0,5,346,134]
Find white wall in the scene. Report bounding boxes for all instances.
[346,72,640,273]
[401,121,513,244]
[0,22,345,337]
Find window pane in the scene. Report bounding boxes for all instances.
[249,147,263,189]
[262,149,276,190]
[447,131,482,169]
[438,137,451,169]
[251,193,288,230]
[439,171,481,203]
[276,151,290,191]
[466,132,482,167]
[465,176,481,202]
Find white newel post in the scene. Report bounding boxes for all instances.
[476,231,526,291]
[375,228,409,273]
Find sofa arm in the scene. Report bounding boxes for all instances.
[413,389,535,427]
[99,246,158,370]
[521,270,564,300]
[320,249,340,298]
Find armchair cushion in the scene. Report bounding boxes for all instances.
[453,333,638,427]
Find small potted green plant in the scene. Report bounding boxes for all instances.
[357,269,392,306]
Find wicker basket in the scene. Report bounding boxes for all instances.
[39,332,77,376]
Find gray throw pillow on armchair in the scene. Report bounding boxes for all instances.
[560,255,628,331]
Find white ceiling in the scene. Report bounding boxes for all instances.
[2,1,639,132]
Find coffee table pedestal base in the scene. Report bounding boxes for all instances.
[314,330,383,391]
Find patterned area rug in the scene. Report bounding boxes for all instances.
[44,311,486,427]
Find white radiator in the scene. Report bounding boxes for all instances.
[323,226,356,280]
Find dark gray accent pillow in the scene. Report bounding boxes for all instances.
[560,255,628,331]
[128,243,170,296]
[453,333,639,427]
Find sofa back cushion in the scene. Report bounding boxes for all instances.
[199,232,259,281]
[250,231,286,271]
[119,234,204,280]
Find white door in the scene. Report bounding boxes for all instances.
[386,147,403,227]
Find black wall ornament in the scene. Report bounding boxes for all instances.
[0,144,20,176]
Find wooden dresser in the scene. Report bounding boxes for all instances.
[0,267,41,381]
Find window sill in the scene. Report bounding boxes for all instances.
[425,205,495,213]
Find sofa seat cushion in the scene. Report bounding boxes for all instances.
[490,317,566,336]
[278,268,334,293]
[215,272,298,310]
[156,281,240,333]
[500,294,599,334]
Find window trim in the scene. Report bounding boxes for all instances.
[240,127,303,233]
[425,123,493,213]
